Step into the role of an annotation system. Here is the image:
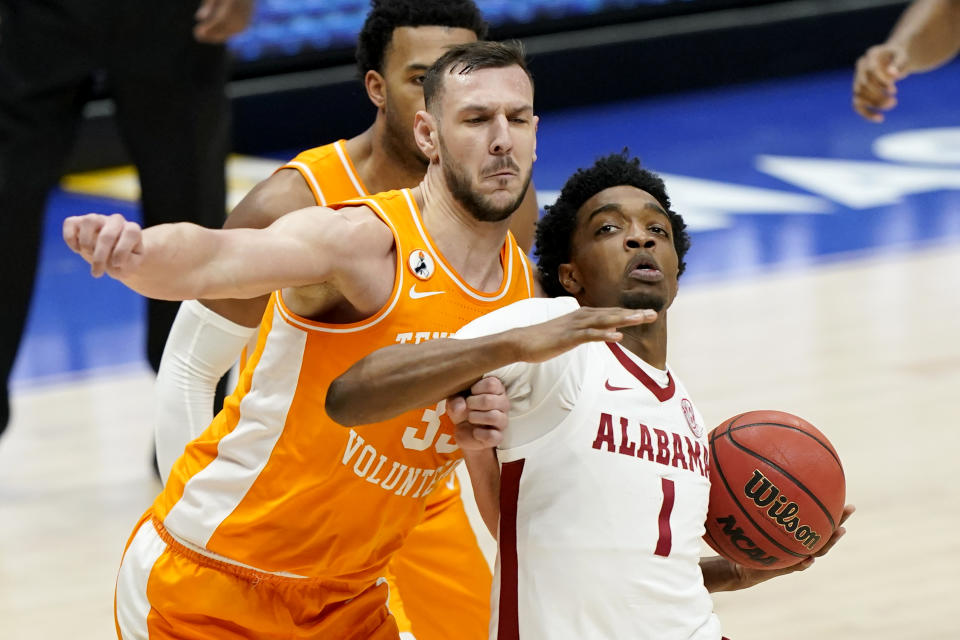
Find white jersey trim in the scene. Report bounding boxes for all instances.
[516,246,534,297]
[333,139,368,196]
[273,195,405,334]
[162,305,307,547]
[283,160,328,206]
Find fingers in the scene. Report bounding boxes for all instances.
[592,307,658,328]
[813,527,845,557]
[110,221,144,275]
[453,421,502,451]
[569,307,657,340]
[470,376,505,397]
[445,395,468,424]
[450,377,509,451]
[62,216,84,253]
[194,0,254,43]
[813,505,854,558]
[852,46,905,122]
[75,214,106,261]
[194,0,215,21]
[89,214,126,277]
[448,394,507,432]
[470,425,503,447]
[62,213,140,278]
[838,503,856,526]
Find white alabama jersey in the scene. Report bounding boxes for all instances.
[455,297,722,640]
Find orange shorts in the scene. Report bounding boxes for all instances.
[115,512,399,640]
[386,474,492,639]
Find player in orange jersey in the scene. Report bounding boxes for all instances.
[153,3,540,639]
[65,41,538,640]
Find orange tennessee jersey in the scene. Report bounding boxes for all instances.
[271,140,474,574]
[281,139,368,204]
[155,188,535,592]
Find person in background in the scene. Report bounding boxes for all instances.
[0,0,254,435]
[853,0,960,121]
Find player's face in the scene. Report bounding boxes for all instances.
[435,65,537,222]
[564,185,679,312]
[381,26,478,166]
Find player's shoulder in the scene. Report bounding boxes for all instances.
[455,296,580,339]
[285,140,343,166]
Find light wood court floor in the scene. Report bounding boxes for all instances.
[1,241,958,639]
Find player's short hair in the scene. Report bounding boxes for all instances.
[422,40,533,113]
[535,151,691,298]
[356,0,488,77]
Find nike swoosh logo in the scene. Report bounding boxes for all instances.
[409,284,445,300]
[605,380,632,392]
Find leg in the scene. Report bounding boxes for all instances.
[107,1,230,372]
[388,476,493,640]
[0,1,93,434]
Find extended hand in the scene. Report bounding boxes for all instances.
[447,377,509,450]
[194,0,256,43]
[63,213,144,279]
[853,44,908,122]
[512,306,657,364]
[730,504,856,590]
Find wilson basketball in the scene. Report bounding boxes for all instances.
[703,410,845,570]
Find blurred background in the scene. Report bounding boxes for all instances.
[72,0,912,166]
[3,1,960,639]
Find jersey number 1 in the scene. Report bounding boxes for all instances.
[654,477,675,557]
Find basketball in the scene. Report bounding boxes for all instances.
[703,410,845,570]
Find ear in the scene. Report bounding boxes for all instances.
[532,115,539,162]
[414,110,440,162]
[557,263,583,295]
[364,70,387,110]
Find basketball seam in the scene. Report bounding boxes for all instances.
[709,435,808,560]
[726,424,841,530]
[728,420,844,471]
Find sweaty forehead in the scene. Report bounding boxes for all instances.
[441,66,533,111]
[577,185,666,224]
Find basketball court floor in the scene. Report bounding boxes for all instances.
[2,61,959,639]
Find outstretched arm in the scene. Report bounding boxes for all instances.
[325,304,657,427]
[62,204,387,301]
[853,0,960,121]
[155,169,319,483]
[702,504,855,592]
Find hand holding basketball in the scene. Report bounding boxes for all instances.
[723,504,855,590]
[63,213,144,279]
[703,410,847,570]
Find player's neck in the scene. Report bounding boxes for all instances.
[411,168,511,293]
[618,320,668,370]
[347,123,427,194]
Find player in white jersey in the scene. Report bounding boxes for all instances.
[326,151,854,639]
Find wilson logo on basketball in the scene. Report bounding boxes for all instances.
[744,470,822,550]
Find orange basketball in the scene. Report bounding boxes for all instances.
[703,410,845,570]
